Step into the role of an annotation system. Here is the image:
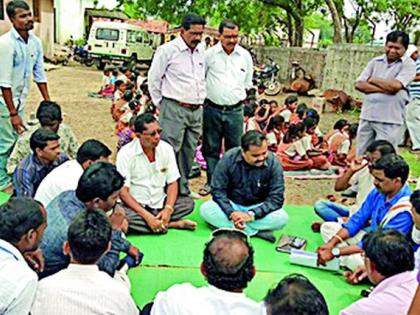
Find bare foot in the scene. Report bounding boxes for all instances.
[1,184,13,195]
[168,219,197,230]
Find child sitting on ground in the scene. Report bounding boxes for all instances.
[113,80,126,102]
[328,122,358,166]
[265,115,285,152]
[278,122,330,171]
[277,122,313,171]
[324,119,349,143]
[116,98,141,133]
[111,91,133,121]
[243,106,254,132]
[280,95,298,124]
[117,115,137,150]
[247,104,270,132]
[301,117,331,170]
[98,69,114,97]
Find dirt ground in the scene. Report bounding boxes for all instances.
[25,64,358,205]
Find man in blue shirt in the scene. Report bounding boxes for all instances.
[317,153,413,271]
[40,162,142,279]
[13,128,68,197]
[0,1,50,193]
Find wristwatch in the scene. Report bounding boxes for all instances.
[247,211,255,221]
[331,247,340,258]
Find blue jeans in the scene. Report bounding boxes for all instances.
[314,200,349,222]
[199,199,288,235]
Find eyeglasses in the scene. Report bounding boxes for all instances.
[142,128,162,137]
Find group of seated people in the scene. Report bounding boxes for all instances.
[242,93,359,172]
[2,90,420,314]
[100,66,159,151]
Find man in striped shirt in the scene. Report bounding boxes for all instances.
[405,45,420,151]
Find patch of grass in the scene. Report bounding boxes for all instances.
[400,149,420,178]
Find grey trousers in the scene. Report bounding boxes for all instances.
[123,196,195,234]
[160,97,202,195]
[356,119,402,156]
[407,98,420,150]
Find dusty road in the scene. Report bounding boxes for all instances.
[25,64,357,205]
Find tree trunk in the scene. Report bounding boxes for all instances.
[294,15,304,46]
[286,11,294,47]
[325,0,343,43]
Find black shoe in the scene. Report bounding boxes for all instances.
[255,231,276,243]
[341,189,357,198]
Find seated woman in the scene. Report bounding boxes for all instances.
[264,115,284,152]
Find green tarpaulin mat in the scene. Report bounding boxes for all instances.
[0,193,366,314]
[127,202,367,314]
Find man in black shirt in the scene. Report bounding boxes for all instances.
[200,130,288,242]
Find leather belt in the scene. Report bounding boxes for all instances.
[179,102,202,110]
[205,99,243,111]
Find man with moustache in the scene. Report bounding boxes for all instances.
[0,0,50,193]
[199,20,253,197]
[317,153,413,272]
[200,131,288,242]
[148,13,206,198]
[355,31,416,155]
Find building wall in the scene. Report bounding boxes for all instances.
[55,0,119,44]
[0,0,54,57]
[254,44,384,98]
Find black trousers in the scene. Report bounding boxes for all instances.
[202,100,244,185]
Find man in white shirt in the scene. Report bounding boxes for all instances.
[200,19,253,196]
[147,228,265,315]
[35,139,111,207]
[117,113,196,234]
[31,208,139,315]
[0,197,47,315]
[148,13,206,197]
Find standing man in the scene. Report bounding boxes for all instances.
[200,20,253,196]
[405,45,420,152]
[148,13,206,197]
[355,30,415,155]
[0,0,50,193]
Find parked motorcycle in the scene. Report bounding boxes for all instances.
[72,45,94,67]
[253,58,282,96]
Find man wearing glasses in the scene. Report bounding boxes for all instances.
[200,131,288,243]
[116,113,196,234]
[199,19,253,197]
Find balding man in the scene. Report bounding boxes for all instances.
[147,228,265,315]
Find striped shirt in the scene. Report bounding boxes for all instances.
[408,58,420,100]
[13,153,69,197]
